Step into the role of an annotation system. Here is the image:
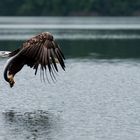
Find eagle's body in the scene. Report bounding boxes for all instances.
[4,32,65,87]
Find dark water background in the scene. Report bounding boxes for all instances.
[0,17,140,140]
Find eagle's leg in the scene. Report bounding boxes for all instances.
[7,73,15,88]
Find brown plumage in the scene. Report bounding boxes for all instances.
[4,32,65,87]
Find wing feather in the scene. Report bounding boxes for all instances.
[55,48,65,70]
[50,48,58,72]
[6,32,65,84]
[53,41,65,59]
[47,49,51,73]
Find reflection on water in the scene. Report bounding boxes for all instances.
[3,110,60,140]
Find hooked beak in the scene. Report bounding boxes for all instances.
[8,74,15,88]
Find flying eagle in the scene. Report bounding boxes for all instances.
[4,32,65,87]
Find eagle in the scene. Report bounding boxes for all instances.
[3,32,65,88]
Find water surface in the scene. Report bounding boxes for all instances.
[0,17,140,40]
[0,17,140,140]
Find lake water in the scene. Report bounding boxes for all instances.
[0,17,140,140]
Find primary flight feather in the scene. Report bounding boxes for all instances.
[4,32,65,87]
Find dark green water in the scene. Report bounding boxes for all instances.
[1,39,140,59]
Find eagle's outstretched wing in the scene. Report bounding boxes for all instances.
[4,32,65,87]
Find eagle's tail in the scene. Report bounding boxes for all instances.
[0,51,11,57]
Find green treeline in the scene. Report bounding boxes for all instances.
[0,0,140,16]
